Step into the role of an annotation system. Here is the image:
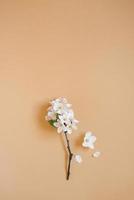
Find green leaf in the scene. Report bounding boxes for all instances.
[48,120,57,127]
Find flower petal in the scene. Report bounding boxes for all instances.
[92,151,101,158]
[82,131,97,149]
[57,126,62,133]
[75,155,82,163]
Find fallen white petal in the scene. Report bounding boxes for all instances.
[75,155,82,163]
[92,151,101,158]
[82,131,96,149]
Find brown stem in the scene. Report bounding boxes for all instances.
[64,132,73,180]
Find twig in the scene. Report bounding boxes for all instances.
[64,132,73,180]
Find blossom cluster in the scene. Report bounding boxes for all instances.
[45,97,79,134]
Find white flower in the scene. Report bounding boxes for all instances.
[70,119,79,130]
[50,97,71,114]
[92,151,101,158]
[46,97,79,134]
[66,109,74,118]
[53,120,62,132]
[58,114,70,125]
[54,119,73,134]
[45,111,57,121]
[75,155,82,163]
[82,131,96,149]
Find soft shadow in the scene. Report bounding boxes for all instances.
[74,133,89,153]
[75,133,85,149]
[37,101,68,177]
[37,102,57,138]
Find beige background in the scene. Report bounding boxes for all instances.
[0,0,134,200]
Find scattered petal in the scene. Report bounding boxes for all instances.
[82,131,96,149]
[92,151,101,158]
[75,155,82,163]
